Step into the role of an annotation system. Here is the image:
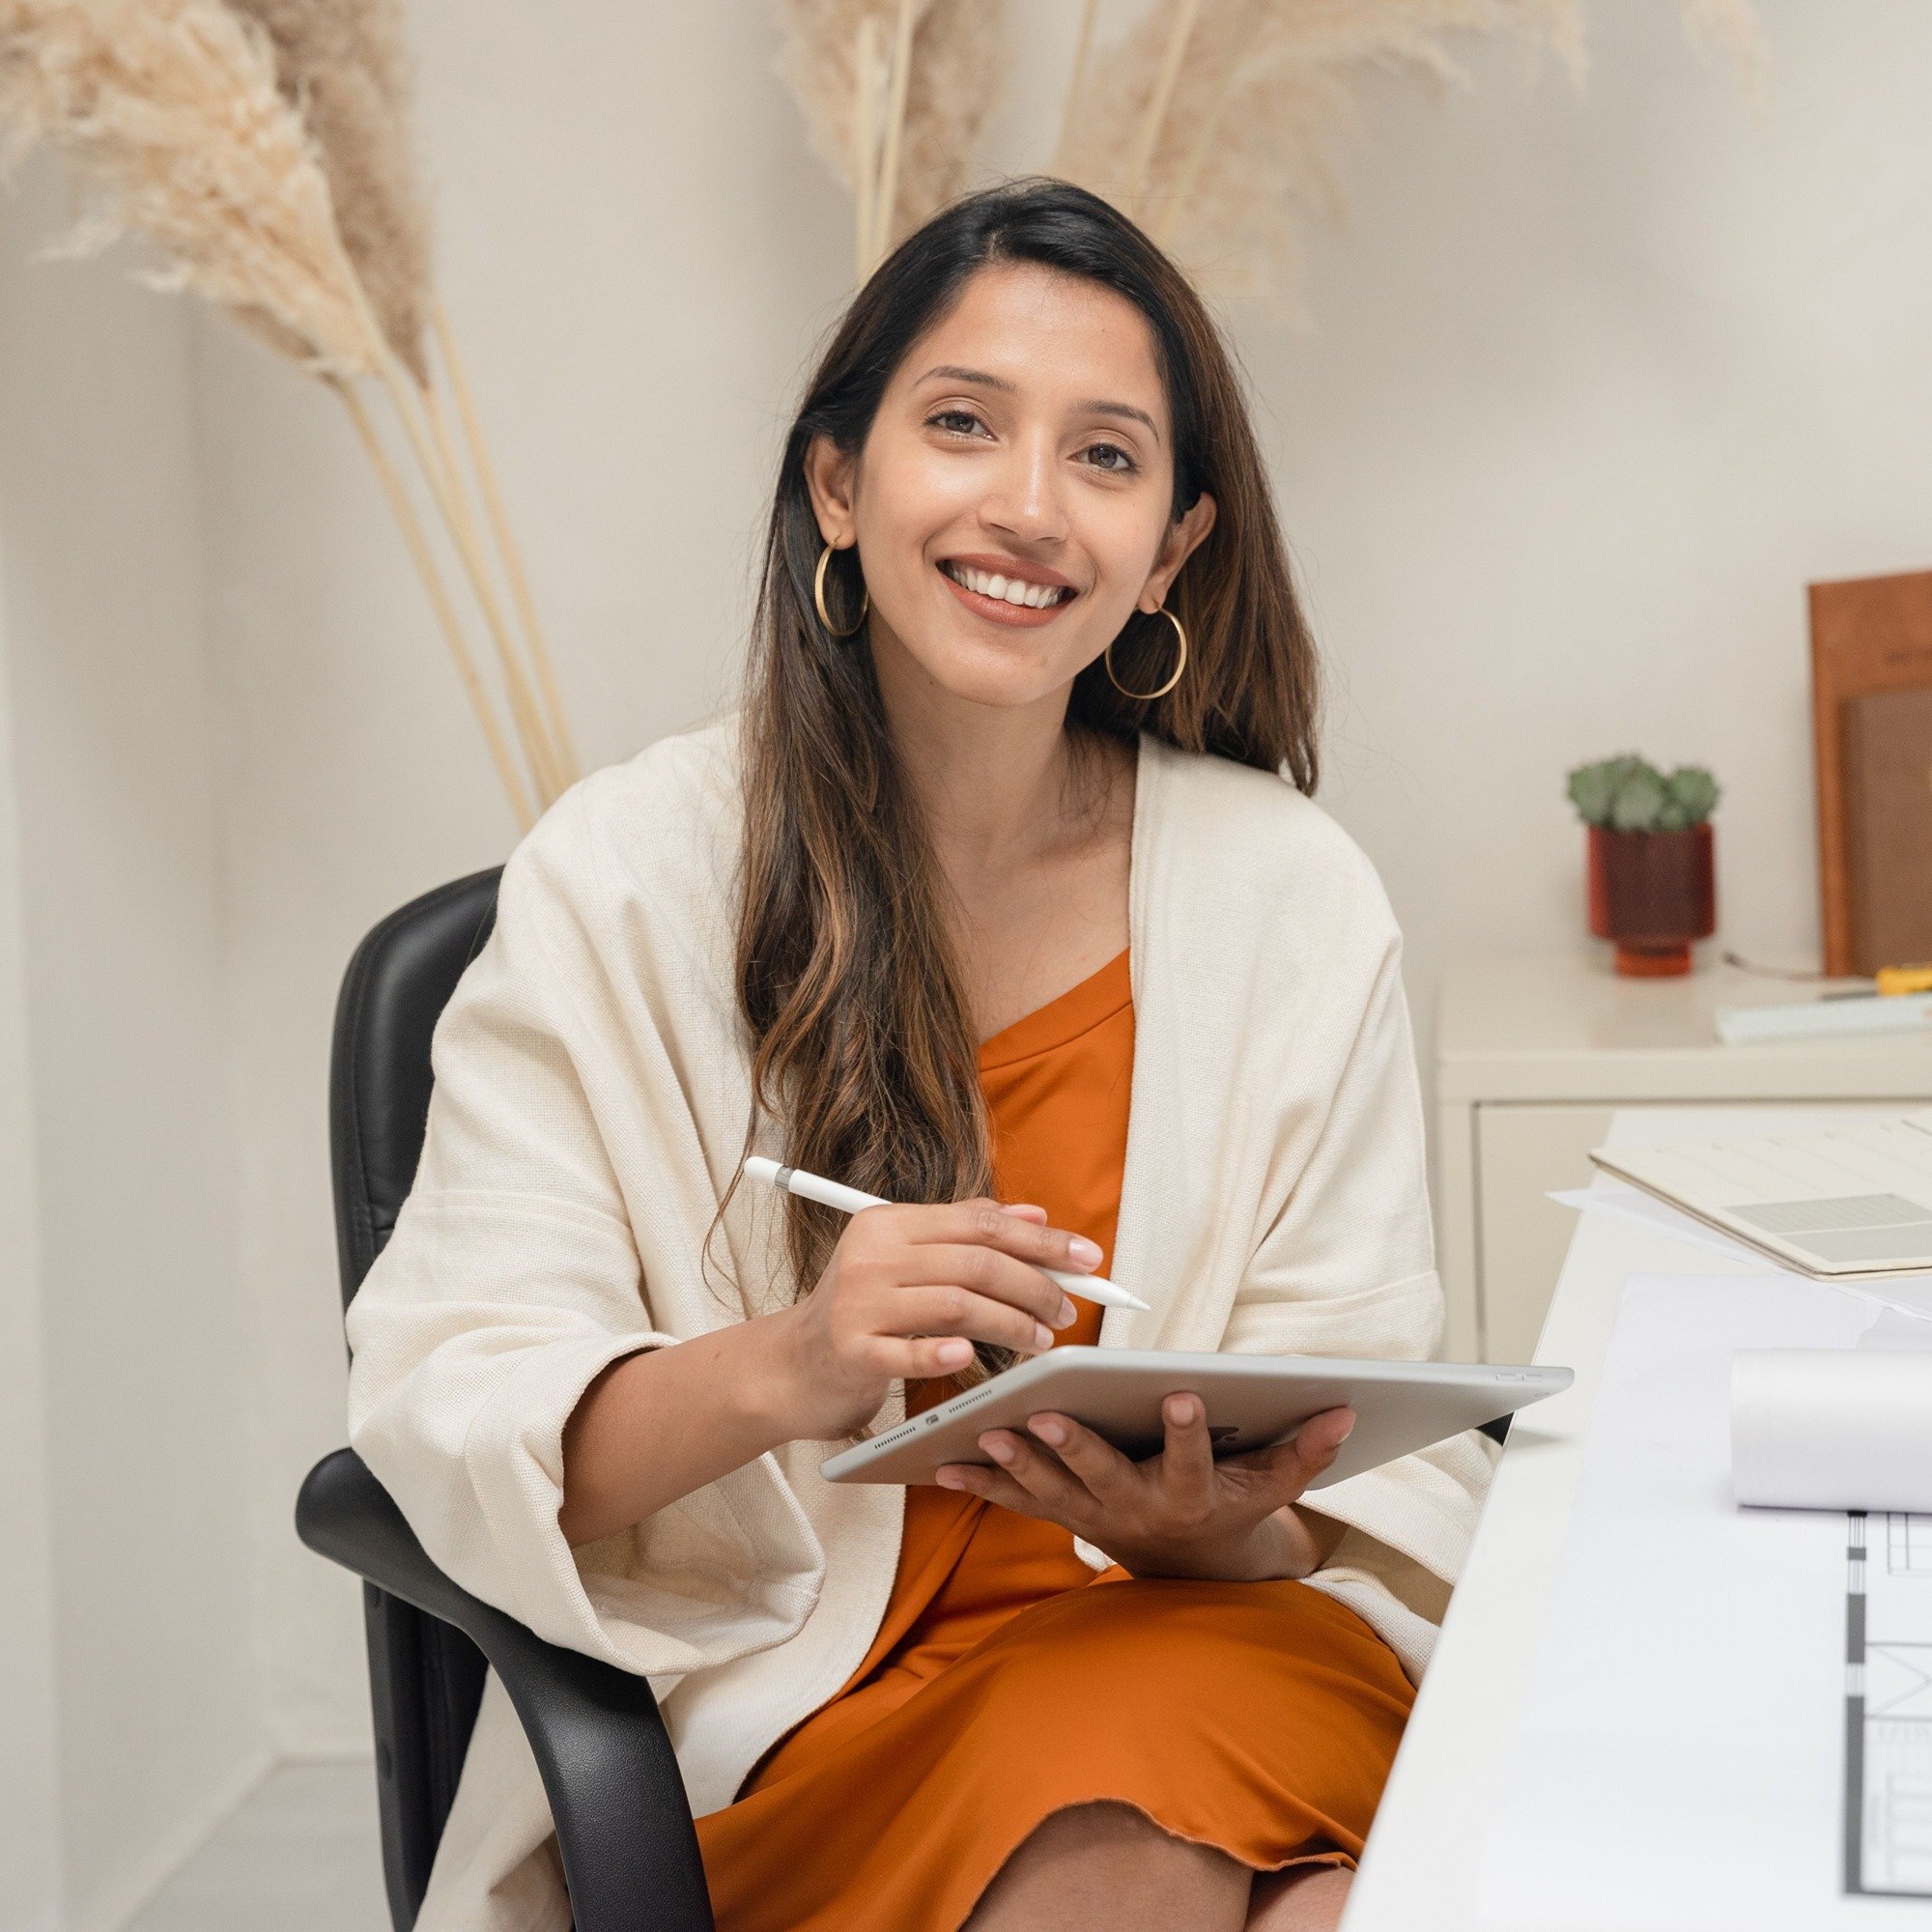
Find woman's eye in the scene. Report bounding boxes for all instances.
[927,409,984,438]
[1086,441,1138,474]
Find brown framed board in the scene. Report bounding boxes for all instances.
[1807,569,1932,975]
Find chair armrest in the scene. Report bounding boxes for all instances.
[297,1449,716,1932]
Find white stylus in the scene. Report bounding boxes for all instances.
[742,1154,1152,1312]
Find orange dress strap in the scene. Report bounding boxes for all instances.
[696,946,1415,1932]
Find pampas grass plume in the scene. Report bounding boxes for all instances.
[775,0,1008,270]
[883,0,1006,252]
[224,0,433,381]
[1059,0,1759,321]
[0,0,561,829]
[0,0,384,373]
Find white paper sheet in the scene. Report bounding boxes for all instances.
[1474,1274,1932,1931]
[1547,1180,1772,1264]
[1733,1350,1932,1513]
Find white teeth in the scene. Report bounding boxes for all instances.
[942,560,1070,608]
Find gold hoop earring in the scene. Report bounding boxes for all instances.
[1104,604,1187,701]
[814,541,869,639]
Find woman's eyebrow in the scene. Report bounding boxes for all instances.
[916,364,1162,444]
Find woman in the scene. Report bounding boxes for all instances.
[346,177,1494,1932]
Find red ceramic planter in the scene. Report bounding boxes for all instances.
[1586,823,1717,977]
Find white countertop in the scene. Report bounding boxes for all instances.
[1437,953,1932,1101]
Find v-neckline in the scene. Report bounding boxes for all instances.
[976,946,1131,1071]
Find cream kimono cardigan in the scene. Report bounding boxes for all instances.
[345,710,1497,1932]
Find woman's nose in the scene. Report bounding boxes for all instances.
[981,437,1071,544]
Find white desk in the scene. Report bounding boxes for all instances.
[1343,1101,1911,1932]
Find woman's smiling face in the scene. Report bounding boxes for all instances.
[806,261,1216,711]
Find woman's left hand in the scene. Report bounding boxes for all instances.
[933,1392,1355,1583]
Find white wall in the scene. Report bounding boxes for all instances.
[5,0,1930,1887]
[194,0,1932,1761]
[1250,0,1932,995]
[0,164,269,1929]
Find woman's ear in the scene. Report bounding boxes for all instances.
[1142,491,1217,610]
[804,431,860,548]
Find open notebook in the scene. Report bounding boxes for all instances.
[1589,1107,1932,1277]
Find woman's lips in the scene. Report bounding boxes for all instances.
[937,561,1079,628]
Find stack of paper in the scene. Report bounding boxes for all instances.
[1548,1182,1932,1323]
[1715,994,1932,1044]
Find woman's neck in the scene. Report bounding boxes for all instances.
[910,720,1078,878]
[866,624,1136,1038]
[870,644,1095,879]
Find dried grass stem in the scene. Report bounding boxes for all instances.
[334,377,534,829]
[433,298,580,785]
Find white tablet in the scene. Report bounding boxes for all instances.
[818,1347,1572,1487]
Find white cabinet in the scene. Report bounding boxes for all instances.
[1471,1101,1613,1365]
[1434,952,1932,1361]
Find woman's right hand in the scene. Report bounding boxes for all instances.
[766,1198,1103,1441]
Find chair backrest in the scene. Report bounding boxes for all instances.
[330,867,501,1931]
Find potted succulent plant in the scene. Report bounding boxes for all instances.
[1566,755,1720,977]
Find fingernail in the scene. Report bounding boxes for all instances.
[1067,1236,1103,1268]
[935,1468,964,1487]
[1030,1415,1065,1444]
[983,1435,1014,1463]
[1033,1321,1056,1350]
[1055,1297,1078,1327]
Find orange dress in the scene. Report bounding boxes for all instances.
[695,947,1416,1932]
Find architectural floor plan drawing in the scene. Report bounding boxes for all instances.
[1849,1511,1932,1899]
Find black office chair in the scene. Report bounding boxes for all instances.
[293,867,717,1932]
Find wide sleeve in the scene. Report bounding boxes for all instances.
[1221,885,1498,1655]
[343,782,825,1681]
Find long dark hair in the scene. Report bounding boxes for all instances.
[712,176,1321,1387]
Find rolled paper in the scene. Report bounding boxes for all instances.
[1730,1350,1932,1513]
